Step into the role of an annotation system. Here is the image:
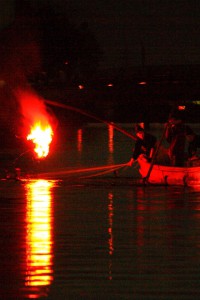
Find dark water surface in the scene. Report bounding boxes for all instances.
[1,124,200,300]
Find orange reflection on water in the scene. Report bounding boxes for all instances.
[25,179,54,298]
[108,192,114,256]
[108,124,114,154]
[136,189,146,252]
[108,124,114,165]
[108,192,114,280]
[77,129,83,152]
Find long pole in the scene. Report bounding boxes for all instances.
[143,105,175,184]
[143,123,169,184]
[44,99,137,141]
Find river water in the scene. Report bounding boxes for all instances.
[1,123,200,300]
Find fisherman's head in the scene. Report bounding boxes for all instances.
[135,124,144,139]
[168,110,184,125]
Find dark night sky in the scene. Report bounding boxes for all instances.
[64,0,200,68]
[1,0,200,69]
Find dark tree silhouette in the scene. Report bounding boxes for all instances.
[0,0,103,84]
[69,21,103,82]
[37,7,103,83]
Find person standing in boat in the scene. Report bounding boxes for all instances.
[128,124,157,166]
[186,129,200,161]
[165,110,192,166]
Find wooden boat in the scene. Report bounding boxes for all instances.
[138,154,200,186]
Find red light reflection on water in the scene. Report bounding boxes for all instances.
[108,192,114,256]
[77,128,83,152]
[108,124,114,154]
[108,124,114,165]
[24,180,54,299]
[108,192,114,280]
[136,189,146,251]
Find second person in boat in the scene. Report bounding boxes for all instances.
[165,110,193,166]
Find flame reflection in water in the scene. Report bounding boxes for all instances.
[108,192,114,280]
[77,128,83,153]
[108,124,114,165]
[24,179,54,299]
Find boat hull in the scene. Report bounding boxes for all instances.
[138,155,200,186]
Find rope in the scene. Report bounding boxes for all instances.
[80,164,128,179]
[38,163,129,178]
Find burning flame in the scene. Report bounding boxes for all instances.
[27,122,53,158]
[14,88,56,159]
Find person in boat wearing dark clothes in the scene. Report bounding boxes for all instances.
[165,110,193,167]
[186,129,200,160]
[128,124,157,166]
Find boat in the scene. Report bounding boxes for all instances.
[137,154,200,186]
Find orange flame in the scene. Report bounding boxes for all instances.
[14,88,56,159]
[27,122,53,158]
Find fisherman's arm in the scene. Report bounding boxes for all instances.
[128,142,141,166]
[165,123,173,143]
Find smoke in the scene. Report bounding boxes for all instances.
[0,10,57,140]
[14,88,57,136]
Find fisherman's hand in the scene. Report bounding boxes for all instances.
[165,122,171,129]
[147,157,152,163]
[127,158,134,166]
